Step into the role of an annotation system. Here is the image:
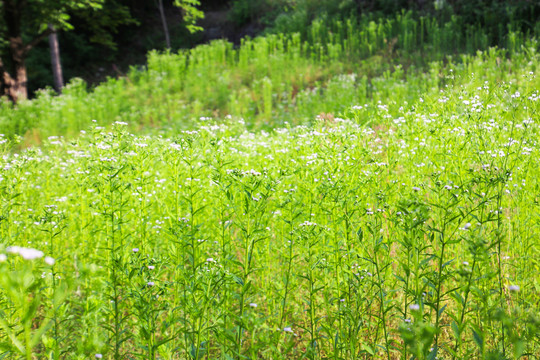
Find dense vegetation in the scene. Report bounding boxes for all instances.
[1,44,540,359]
[2,0,540,98]
[2,12,540,146]
[0,1,539,359]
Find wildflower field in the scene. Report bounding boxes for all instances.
[2,12,539,144]
[1,16,540,360]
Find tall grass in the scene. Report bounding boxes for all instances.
[0,51,538,358]
[0,11,539,144]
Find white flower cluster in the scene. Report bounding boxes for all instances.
[3,246,55,264]
[7,246,43,260]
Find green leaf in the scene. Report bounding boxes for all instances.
[451,320,460,339]
[438,304,447,317]
[471,328,483,350]
[514,340,525,358]
[232,275,244,286]
[0,316,25,354]
[30,319,54,349]
[442,258,455,268]
[362,343,374,355]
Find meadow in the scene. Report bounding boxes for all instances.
[1,11,538,145]
[0,49,539,359]
[0,11,539,360]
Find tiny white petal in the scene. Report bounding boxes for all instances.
[6,246,20,254]
[19,248,44,260]
[508,285,520,292]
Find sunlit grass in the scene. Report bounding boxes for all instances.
[0,11,538,146]
[0,51,538,358]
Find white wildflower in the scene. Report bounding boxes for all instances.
[7,246,44,260]
[508,285,520,292]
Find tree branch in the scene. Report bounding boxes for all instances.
[24,27,55,54]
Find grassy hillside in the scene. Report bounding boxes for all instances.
[0,5,539,359]
[1,12,538,146]
[0,46,538,358]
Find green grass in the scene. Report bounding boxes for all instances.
[1,11,539,146]
[0,46,538,359]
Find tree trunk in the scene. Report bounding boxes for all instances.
[157,0,171,49]
[2,0,28,102]
[1,0,53,102]
[3,38,28,102]
[48,24,64,93]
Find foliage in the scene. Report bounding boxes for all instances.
[227,0,540,40]
[0,0,138,102]
[0,52,539,357]
[270,0,357,34]
[227,0,268,28]
[175,0,204,33]
[68,0,138,50]
[1,11,539,144]
[10,0,105,33]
